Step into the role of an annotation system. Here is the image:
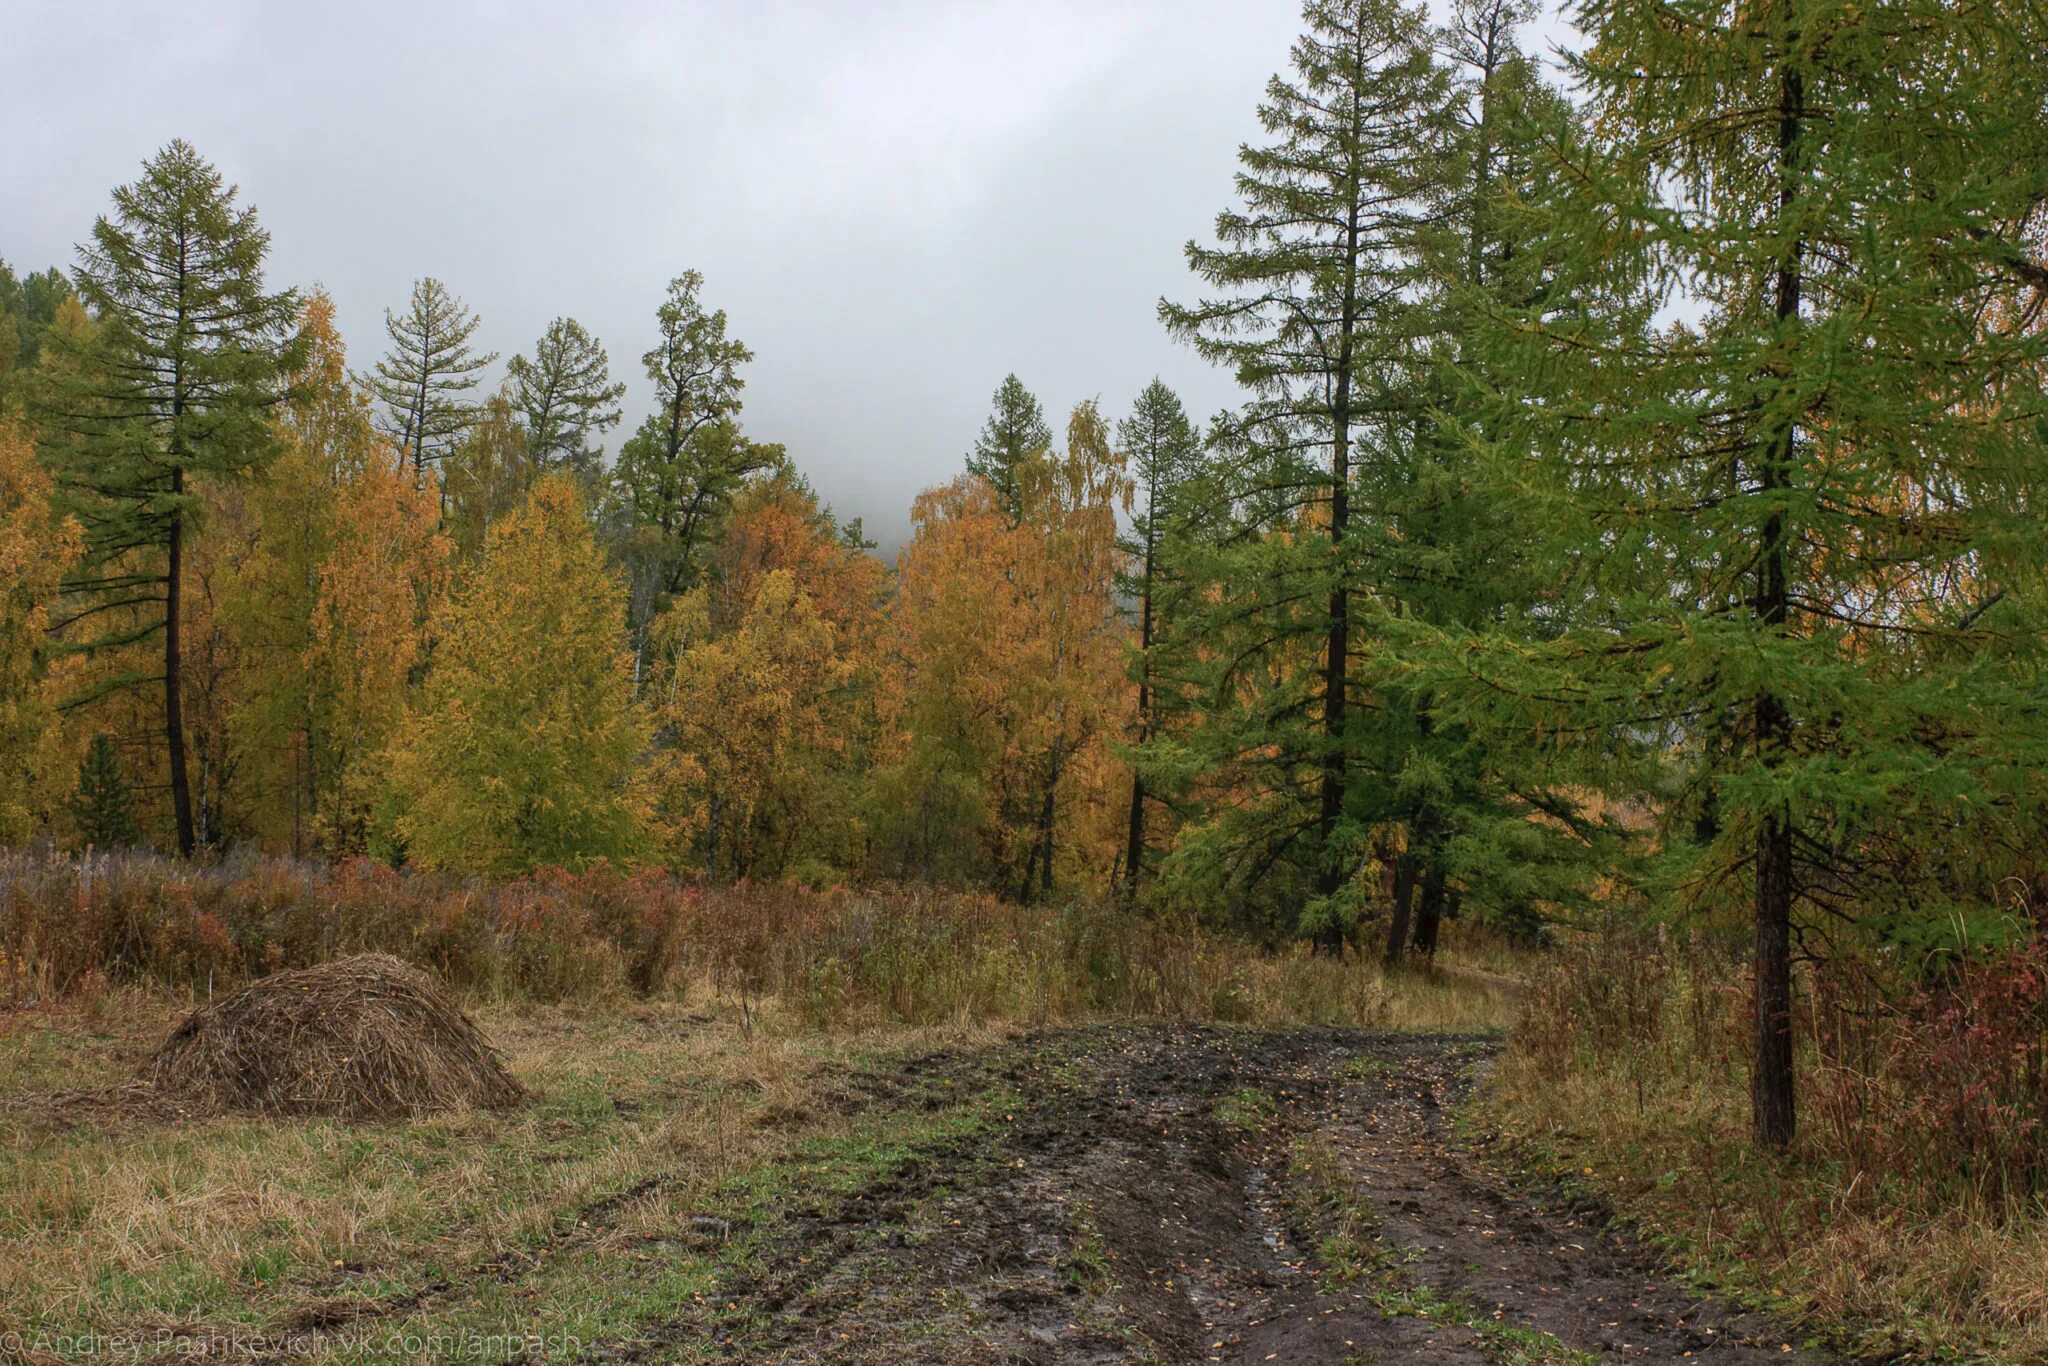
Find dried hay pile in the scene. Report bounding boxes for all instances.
[142,953,523,1120]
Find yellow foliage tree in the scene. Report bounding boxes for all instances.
[871,405,1131,893]
[0,421,83,840]
[871,475,1035,884]
[310,453,450,851]
[384,476,645,874]
[282,291,382,482]
[648,570,850,878]
[183,292,387,850]
[709,472,886,643]
[1008,401,1133,897]
[646,471,884,879]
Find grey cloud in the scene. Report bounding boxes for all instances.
[3,0,1568,546]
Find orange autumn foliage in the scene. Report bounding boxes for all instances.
[647,472,884,878]
[871,403,1133,893]
[310,455,451,851]
[0,421,83,840]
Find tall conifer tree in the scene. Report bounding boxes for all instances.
[364,276,496,482]
[1349,0,1590,965]
[612,272,762,610]
[39,140,301,856]
[1159,0,1450,940]
[1115,380,1199,904]
[507,316,624,484]
[966,373,1052,524]
[1425,0,2048,1145]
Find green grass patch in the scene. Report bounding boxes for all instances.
[1473,1319,1601,1365]
[1214,1086,1277,1131]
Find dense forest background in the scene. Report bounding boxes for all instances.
[5,0,2048,1168]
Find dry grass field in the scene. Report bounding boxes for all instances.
[0,947,1533,1362]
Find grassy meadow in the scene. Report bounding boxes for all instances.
[0,855,1521,1355]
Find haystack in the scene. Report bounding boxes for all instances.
[144,954,524,1120]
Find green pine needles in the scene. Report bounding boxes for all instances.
[1157,0,2048,1147]
[70,733,143,851]
[38,140,302,858]
[1409,0,2048,1144]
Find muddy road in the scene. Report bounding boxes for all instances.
[610,1026,1840,1365]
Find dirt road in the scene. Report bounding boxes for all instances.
[607,1025,1840,1364]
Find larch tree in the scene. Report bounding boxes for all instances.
[1348,0,1594,966]
[965,373,1052,524]
[37,140,302,857]
[282,291,383,482]
[177,292,391,851]
[443,386,535,560]
[1115,380,1200,904]
[709,471,888,646]
[0,421,83,842]
[363,276,497,483]
[383,476,646,875]
[201,291,382,853]
[872,476,1036,886]
[647,569,852,880]
[309,452,449,852]
[1440,0,1536,290]
[1159,0,1449,941]
[1012,401,1132,899]
[0,260,71,411]
[872,408,1132,897]
[665,471,886,879]
[610,271,759,610]
[68,732,142,850]
[506,316,625,485]
[1429,0,2048,1147]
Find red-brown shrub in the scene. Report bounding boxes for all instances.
[0,850,1417,1029]
[1810,939,2048,1213]
[1519,912,2048,1214]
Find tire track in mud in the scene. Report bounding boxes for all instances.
[609,1025,1846,1365]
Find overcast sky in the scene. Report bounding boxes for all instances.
[4,0,1573,547]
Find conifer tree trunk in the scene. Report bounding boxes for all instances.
[707,792,722,883]
[1752,55,1805,1152]
[165,467,195,857]
[1412,861,1446,961]
[1754,776,1795,1145]
[166,263,196,859]
[1021,740,1063,902]
[1121,771,1147,903]
[1122,524,1157,906]
[1419,887,1459,960]
[1315,202,1361,945]
[408,367,429,481]
[1040,745,1060,897]
[1383,854,1417,967]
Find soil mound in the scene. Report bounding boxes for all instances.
[143,953,523,1120]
